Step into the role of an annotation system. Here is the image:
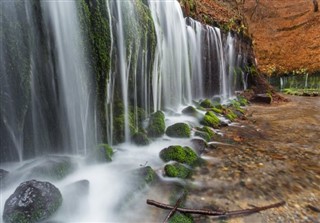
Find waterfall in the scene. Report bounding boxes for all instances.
[149,0,192,110]
[0,0,250,162]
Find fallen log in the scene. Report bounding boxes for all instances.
[163,193,185,223]
[307,205,320,213]
[147,199,285,219]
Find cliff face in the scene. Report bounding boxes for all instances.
[181,0,320,75]
[243,0,320,75]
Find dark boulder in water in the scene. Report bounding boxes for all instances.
[3,180,62,223]
[0,169,9,181]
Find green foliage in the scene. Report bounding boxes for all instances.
[147,111,166,138]
[225,109,237,121]
[201,111,221,128]
[166,123,191,138]
[160,145,199,167]
[164,163,191,179]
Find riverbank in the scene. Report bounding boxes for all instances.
[188,95,320,222]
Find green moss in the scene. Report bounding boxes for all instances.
[201,111,221,128]
[147,111,166,138]
[199,99,213,108]
[166,123,191,138]
[160,145,199,167]
[164,163,192,179]
[237,96,249,106]
[196,126,215,138]
[224,109,237,121]
[211,107,223,114]
[169,213,193,223]
[132,132,150,146]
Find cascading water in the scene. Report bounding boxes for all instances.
[149,0,192,111]
[1,0,252,222]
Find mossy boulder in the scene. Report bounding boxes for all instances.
[160,145,199,167]
[164,163,192,179]
[132,132,150,146]
[23,156,74,181]
[196,126,215,139]
[147,111,166,138]
[199,99,213,108]
[201,111,221,128]
[169,213,193,223]
[194,130,211,142]
[3,180,62,223]
[182,106,197,116]
[131,166,158,190]
[166,123,191,138]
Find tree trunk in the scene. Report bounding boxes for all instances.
[313,0,319,12]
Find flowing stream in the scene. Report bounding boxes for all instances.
[0,0,251,222]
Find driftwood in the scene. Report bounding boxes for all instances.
[307,205,320,213]
[163,193,185,223]
[147,199,285,220]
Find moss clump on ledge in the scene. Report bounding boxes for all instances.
[147,111,166,138]
[201,111,221,128]
[159,145,199,167]
[194,130,211,142]
[164,163,192,179]
[166,123,191,138]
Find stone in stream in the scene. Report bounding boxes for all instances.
[3,180,62,223]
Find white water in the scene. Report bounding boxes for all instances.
[41,1,94,155]
[149,0,192,111]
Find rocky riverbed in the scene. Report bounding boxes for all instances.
[188,95,320,222]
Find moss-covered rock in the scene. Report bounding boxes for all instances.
[196,126,215,139]
[147,111,166,138]
[211,107,223,114]
[169,213,193,223]
[237,96,249,106]
[132,132,150,146]
[199,99,213,108]
[24,156,74,181]
[166,123,191,138]
[182,106,197,116]
[224,109,237,121]
[164,163,192,179]
[3,180,62,223]
[132,166,158,188]
[160,145,199,167]
[201,111,221,128]
[194,130,211,142]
